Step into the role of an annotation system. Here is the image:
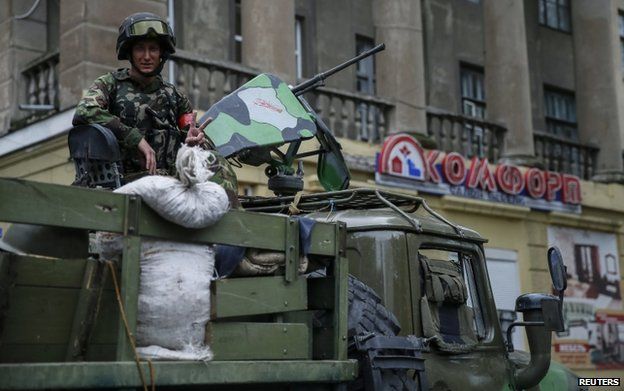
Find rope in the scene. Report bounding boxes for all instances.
[288,192,302,214]
[106,261,154,391]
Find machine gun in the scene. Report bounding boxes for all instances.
[291,43,385,96]
[200,44,385,195]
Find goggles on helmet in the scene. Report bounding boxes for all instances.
[128,20,169,37]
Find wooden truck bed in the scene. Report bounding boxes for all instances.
[0,178,355,389]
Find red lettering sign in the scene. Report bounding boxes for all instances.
[562,175,582,204]
[526,168,546,198]
[425,150,441,183]
[496,165,524,195]
[545,172,562,201]
[466,157,497,191]
[442,152,466,186]
[377,134,582,207]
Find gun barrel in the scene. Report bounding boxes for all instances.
[291,43,385,95]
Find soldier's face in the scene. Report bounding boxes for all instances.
[132,39,161,74]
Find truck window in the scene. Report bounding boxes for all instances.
[418,248,489,347]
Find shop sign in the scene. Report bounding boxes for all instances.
[375,134,582,213]
[548,227,623,370]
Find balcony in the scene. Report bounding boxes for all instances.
[426,108,506,162]
[533,131,598,180]
[303,87,393,144]
[170,50,394,145]
[11,52,59,130]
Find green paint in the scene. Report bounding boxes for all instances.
[207,112,287,147]
[0,361,357,388]
[212,275,307,319]
[243,73,274,89]
[275,81,313,121]
[210,322,310,360]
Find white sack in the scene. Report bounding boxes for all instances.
[114,146,230,229]
[135,239,214,360]
[96,146,230,361]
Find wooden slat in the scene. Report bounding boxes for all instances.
[208,322,310,360]
[211,276,307,319]
[65,260,108,361]
[0,178,127,233]
[11,255,86,288]
[87,290,118,344]
[139,208,288,250]
[1,286,78,344]
[333,259,349,360]
[332,216,349,362]
[0,344,117,363]
[0,344,66,363]
[0,360,357,388]
[115,236,140,361]
[307,222,338,256]
[284,217,300,283]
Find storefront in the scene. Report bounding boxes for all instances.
[374,133,624,376]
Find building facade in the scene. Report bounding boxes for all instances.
[1,0,624,377]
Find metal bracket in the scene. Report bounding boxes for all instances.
[353,333,428,391]
[123,195,141,236]
[284,217,300,283]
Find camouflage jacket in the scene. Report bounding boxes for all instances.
[73,68,239,201]
[73,68,192,175]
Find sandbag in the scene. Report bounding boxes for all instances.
[232,248,308,276]
[135,240,214,360]
[114,146,229,229]
[95,145,230,361]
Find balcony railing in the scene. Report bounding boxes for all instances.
[170,50,394,144]
[170,50,259,110]
[426,108,506,161]
[304,87,393,144]
[11,52,60,129]
[534,131,598,180]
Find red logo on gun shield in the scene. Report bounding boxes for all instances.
[253,98,283,113]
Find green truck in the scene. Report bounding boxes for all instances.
[0,47,579,390]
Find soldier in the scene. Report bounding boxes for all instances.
[72,12,238,201]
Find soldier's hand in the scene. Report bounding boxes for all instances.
[138,138,157,175]
[185,112,210,146]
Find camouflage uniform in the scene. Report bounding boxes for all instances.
[73,68,239,201]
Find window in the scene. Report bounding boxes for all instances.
[295,16,304,80]
[356,36,376,95]
[419,248,489,341]
[619,12,624,74]
[538,0,571,32]
[355,35,378,141]
[460,65,485,119]
[232,0,242,62]
[460,64,486,157]
[544,87,577,139]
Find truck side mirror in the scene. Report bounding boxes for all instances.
[508,246,569,389]
[548,246,567,294]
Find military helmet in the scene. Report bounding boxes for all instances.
[116,12,176,61]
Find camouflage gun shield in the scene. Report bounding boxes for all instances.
[201,74,317,158]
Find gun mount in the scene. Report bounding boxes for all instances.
[200,44,385,196]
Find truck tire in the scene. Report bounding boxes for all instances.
[309,271,418,390]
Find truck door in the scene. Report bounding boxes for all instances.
[406,234,514,390]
